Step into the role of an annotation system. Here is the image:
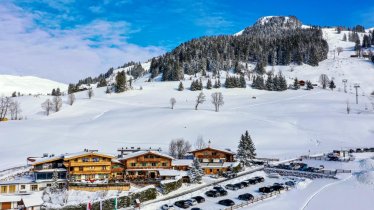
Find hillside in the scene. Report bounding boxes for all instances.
[0,74,67,96]
[0,26,374,171]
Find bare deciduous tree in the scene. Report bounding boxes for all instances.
[0,97,12,119]
[346,100,350,114]
[68,93,76,106]
[169,138,191,159]
[170,97,176,109]
[319,74,330,89]
[9,101,21,120]
[195,92,206,110]
[53,96,62,112]
[41,99,53,116]
[87,88,94,99]
[211,92,224,112]
[336,47,343,56]
[194,136,206,149]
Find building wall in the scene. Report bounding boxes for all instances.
[192,148,234,162]
[0,181,66,195]
[203,167,227,175]
[68,184,130,192]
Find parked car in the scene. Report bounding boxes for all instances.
[191,208,202,210]
[240,181,249,187]
[174,200,190,209]
[223,172,237,178]
[254,176,265,182]
[205,190,220,197]
[210,174,219,179]
[272,185,285,191]
[191,196,205,203]
[238,193,254,201]
[285,181,295,187]
[267,173,280,178]
[186,198,198,206]
[161,204,175,210]
[259,186,274,193]
[213,187,228,196]
[218,199,235,206]
[225,184,239,190]
[247,178,258,185]
[234,183,244,189]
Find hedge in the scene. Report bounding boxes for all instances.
[160,178,183,195]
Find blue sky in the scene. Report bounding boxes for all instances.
[1,0,373,82]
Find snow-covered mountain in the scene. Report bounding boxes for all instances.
[0,74,67,96]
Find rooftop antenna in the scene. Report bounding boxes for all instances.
[208,140,211,148]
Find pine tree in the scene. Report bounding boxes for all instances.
[329,80,336,91]
[51,89,56,96]
[178,81,184,91]
[97,78,107,88]
[190,80,197,91]
[293,78,300,90]
[50,170,59,193]
[188,158,203,183]
[206,79,212,89]
[115,71,127,93]
[342,33,347,41]
[265,75,273,91]
[278,73,288,91]
[55,88,61,96]
[105,86,111,94]
[236,130,256,166]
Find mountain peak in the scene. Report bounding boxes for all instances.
[254,16,302,29]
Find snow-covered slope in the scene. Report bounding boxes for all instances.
[0,75,67,96]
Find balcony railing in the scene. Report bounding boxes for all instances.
[69,170,111,174]
[68,162,111,166]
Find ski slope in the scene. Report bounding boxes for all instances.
[0,74,67,96]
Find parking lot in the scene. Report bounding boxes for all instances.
[143,171,306,210]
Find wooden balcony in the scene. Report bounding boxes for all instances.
[136,157,168,162]
[69,170,111,175]
[126,166,171,170]
[111,168,124,173]
[68,162,111,167]
[197,155,224,159]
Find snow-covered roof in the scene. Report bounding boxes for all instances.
[158,169,187,177]
[63,151,115,160]
[31,155,64,165]
[22,196,43,207]
[190,147,235,155]
[0,176,35,185]
[0,195,21,202]
[172,159,193,166]
[119,150,174,161]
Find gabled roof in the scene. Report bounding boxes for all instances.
[119,150,174,161]
[31,155,64,166]
[63,151,115,160]
[190,147,235,155]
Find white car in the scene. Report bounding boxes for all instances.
[161,204,175,210]
[186,198,198,206]
[268,173,280,178]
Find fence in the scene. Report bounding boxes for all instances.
[223,187,290,210]
[264,168,337,179]
[336,169,351,173]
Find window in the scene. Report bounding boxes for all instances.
[82,158,89,162]
[1,186,7,193]
[102,166,107,170]
[47,184,51,187]
[31,185,38,191]
[130,163,136,167]
[162,162,167,166]
[212,152,217,156]
[20,185,26,190]
[210,169,213,172]
[142,163,147,167]
[9,185,16,193]
[70,167,74,171]
[79,167,84,171]
[151,163,157,167]
[92,157,100,162]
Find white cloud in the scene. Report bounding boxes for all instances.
[0,2,165,83]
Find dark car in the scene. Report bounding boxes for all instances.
[225,184,239,190]
[174,200,190,209]
[285,181,295,187]
[205,190,220,197]
[234,183,244,189]
[223,172,237,178]
[238,193,254,201]
[218,199,235,206]
[259,186,274,193]
[240,181,249,187]
[272,185,285,191]
[247,178,258,185]
[254,176,265,182]
[191,208,202,210]
[216,188,228,196]
[192,196,205,203]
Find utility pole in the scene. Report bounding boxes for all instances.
[342,79,347,93]
[354,83,360,104]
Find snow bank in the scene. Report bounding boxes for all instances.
[359,158,374,171]
[356,171,374,185]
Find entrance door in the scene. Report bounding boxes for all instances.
[1,202,12,209]
[150,172,156,179]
